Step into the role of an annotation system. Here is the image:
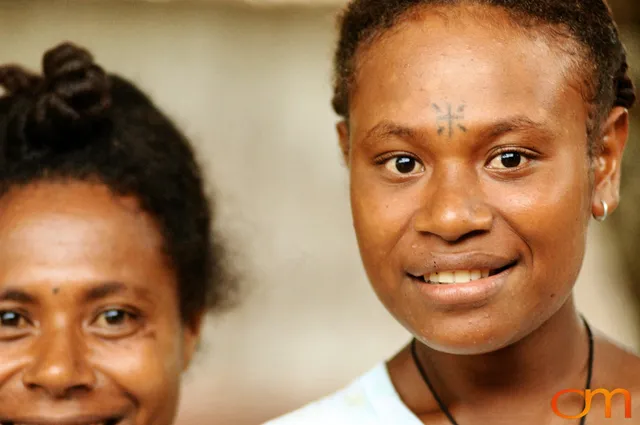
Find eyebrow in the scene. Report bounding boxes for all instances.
[477,115,554,141]
[360,121,420,147]
[0,283,129,303]
[0,282,154,306]
[83,281,127,302]
[84,281,155,302]
[361,115,552,146]
[0,289,36,304]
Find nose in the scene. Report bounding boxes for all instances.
[413,163,493,242]
[22,319,96,398]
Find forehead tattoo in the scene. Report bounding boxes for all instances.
[433,103,467,138]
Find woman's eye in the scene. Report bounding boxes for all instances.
[0,310,29,329]
[92,308,141,337]
[487,151,530,169]
[384,156,424,175]
[0,310,31,339]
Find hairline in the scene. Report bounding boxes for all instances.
[340,2,606,149]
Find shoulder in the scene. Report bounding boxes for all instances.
[580,336,640,423]
[262,363,396,425]
[594,334,640,390]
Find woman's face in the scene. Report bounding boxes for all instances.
[342,6,626,354]
[0,182,200,425]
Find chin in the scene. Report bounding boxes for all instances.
[418,330,517,355]
[400,309,528,355]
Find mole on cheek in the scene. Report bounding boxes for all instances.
[52,287,59,295]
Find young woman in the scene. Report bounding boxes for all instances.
[267,0,640,424]
[0,43,234,425]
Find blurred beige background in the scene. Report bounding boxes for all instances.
[0,1,638,424]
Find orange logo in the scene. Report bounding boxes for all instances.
[551,389,632,419]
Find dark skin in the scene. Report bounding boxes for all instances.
[338,5,640,424]
[0,181,202,425]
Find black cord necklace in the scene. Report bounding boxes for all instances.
[410,317,594,425]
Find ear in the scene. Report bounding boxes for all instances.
[591,106,629,219]
[337,120,350,166]
[181,312,205,371]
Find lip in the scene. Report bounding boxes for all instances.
[0,416,123,425]
[405,252,517,277]
[409,260,516,307]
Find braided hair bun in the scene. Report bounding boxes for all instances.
[0,42,112,160]
[0,41,235,321]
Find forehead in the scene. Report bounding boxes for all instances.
[350,5,587,136]
[0,181,174,292]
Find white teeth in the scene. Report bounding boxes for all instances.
[438,271,454,283]
[425,269,491,284]
[454,270,470,283]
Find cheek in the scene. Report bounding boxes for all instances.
[351,170,415,262]
[494,155,591,289]
[0,340,32,383]
[91,325,184,415]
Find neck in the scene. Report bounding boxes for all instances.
[388,298,591,414]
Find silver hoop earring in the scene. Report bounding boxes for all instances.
[594,200,608,222]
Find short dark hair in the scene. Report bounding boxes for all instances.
[333,0,637,149]
[0,42,235,325]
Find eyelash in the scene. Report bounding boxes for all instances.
[88,307,145,340]
[374,152,424,178]
[0,309,32,327]
[374,151,419,165]
[487,147,538,167]
[0,310,34,341]
[93,306,141,324]
[375,148,538,167]
[490,146,536,158]
[0,308,142,329]
[0,303,146,345]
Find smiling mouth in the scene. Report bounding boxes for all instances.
[410,261,516,284]
[0,418,122,425]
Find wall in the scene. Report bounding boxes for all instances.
[0,1,638,424]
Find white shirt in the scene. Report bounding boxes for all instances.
[263,363,423,425]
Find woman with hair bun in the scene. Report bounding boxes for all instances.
[0,42,234,425]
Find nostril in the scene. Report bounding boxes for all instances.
[455,229,490,243]
[21,344,97,397]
